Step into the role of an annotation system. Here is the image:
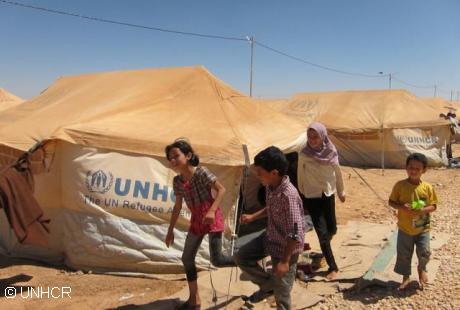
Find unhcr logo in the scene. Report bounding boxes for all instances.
[395,135,439,145]
[86,170,114,194]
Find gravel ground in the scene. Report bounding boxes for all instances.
[310,168,460,310]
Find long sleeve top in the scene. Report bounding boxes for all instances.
[297,153,345,199]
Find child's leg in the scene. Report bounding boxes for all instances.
[415,232,431,287]
[182,232,205,305]
[208,232,236,267]
[323,194,337,238]
[272,255,298,310]
[233,231,272,292]
[394,229,415,288]
[306,198,338,274]
[323,194,338,280]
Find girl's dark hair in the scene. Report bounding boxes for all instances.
[165,139,200,166]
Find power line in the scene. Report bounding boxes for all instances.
[391,76,433,89]
[255,40,384,78]
[1,0,384,80]
[0,0,247,42]
[1,0,454,98]
[436,87,453,96]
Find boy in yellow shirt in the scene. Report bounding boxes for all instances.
[389,153,438,290]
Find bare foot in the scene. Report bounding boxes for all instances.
[398,276,411,290]
[418,269,428,290]
[326,270,338,280]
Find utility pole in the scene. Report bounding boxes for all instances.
[248,36,255,97]
[378,72,393,90]
[434,85,437,97]
[450,90,453,101]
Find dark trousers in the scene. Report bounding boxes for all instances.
[182,232,235,281]
[303,194,338,272]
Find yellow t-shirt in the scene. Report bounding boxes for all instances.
[389,179,438,236]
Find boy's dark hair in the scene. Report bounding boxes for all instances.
[406,152,428,168]
[165,139,200,166]
[254,146,288,176]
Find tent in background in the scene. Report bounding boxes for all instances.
[422,97,457,115]
[0,66,306,273]
[422,97,460,143]
[252,98,289,112]
[0,88,23,112]
[283,90,451,168]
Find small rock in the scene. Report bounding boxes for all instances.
[119,293,134,301]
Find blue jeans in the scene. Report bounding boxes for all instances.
[394,229,431,276]
[233,231,298,310]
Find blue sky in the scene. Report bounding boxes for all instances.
[1,0,459,100]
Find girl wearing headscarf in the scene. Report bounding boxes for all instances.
[297,122,345,280]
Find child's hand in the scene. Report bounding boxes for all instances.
[165,230,174,248]
[274,261,290,278]
[203,210,216,225]
[338,193,346,203]
[419,207,429,215]
[402,203,418,216]
[240,214,254,224]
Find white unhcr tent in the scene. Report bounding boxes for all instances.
[0,66,305,273]
[284,90,451,168]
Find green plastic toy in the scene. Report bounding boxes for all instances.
[411,200,426,210]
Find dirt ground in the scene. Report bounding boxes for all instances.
[1,145,459,309]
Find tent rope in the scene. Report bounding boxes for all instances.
[351,167,394,216]
[224,144,250,309]
[208,266,218,307]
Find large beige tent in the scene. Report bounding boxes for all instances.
[0,88,23,112]
[0,66,305,273]
[284,90,451,168]
[422,98,460,142]
[252,98,289,112]
[422,97,457,115]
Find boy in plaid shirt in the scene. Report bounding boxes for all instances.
[234,146,304,310]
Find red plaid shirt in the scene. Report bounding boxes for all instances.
[265,176,304,259]
[173,166,224,235]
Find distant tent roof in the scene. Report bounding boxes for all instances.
[252,98,290,112]
[0,88,23,112]
[289,89,449,132]
[422,97,457,114]
[0,66,304,166]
